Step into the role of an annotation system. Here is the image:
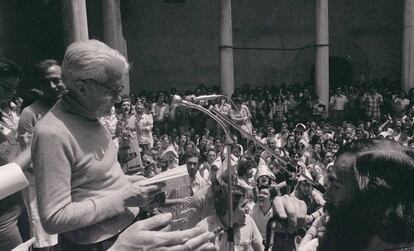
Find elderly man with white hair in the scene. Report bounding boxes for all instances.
[30,40,212,250]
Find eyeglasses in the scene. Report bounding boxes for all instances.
[85,78,124,97]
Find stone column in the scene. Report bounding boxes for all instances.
[0,2,5,56]
[102,0,130,94]
[402,0,414,92]
[63,0,88,47]
[219,0,235,97]
[315,0,329,106]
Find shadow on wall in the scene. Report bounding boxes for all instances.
[289,36,370,87]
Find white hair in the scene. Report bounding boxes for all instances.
[62,39,129,89]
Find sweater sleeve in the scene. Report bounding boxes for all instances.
[32,126,125,234]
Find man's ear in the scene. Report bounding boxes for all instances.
[73,79,87,98]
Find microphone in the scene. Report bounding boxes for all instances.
[193,94,225,102]
[171,95,184,106]
[171,94,194,108]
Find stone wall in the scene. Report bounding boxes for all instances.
[120,0,403,92]
[0,0,404,93]
[0,1,64,93]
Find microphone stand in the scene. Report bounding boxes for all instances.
[211,108,326,193]
[212,107,326,251]
[172,96,235,251]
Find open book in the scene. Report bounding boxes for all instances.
[137,165,191,192]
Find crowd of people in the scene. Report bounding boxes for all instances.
[110,75,414,155]
[0,39,413,251]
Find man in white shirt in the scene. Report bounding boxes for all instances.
[329,87,348,125]
[185,149,209,194]
[167,149,209,201]
[198,148,219,184]
[151,92,169,134]
[250,186,275,241]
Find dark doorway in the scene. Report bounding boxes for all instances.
[310,56,354,90]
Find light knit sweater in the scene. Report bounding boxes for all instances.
[31,95,139,244]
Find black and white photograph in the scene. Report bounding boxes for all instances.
[0,1,414,250]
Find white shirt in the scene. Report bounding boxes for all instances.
[191,171,209,194]
[198,162,212,183]
[214,102,232,116]
[196,214,264,251]
[329,95,348,111]
[135,113,153,145]
[151,103,169,122]
[249,204,273,240]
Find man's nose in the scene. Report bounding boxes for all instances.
[50,81,57,89]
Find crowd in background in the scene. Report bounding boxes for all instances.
[2,47,414,251]
[95,79,414,249]
[104,79,414,172]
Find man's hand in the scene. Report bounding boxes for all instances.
[109,213,216,251]
[11,238,36,251]
[124,182,164,209]
[272,195,307,233]
[126,175,147,183]
[305,215,314,224]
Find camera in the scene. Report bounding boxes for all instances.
[144,159,154,167]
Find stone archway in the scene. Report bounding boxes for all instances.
[289,36,370,88]
[309,56,354,89]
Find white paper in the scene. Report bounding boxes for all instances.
[137,165,191,191]
[0,163,29,200]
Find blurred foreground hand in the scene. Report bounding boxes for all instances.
[273,195,307,233]
[108,213,217,251]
